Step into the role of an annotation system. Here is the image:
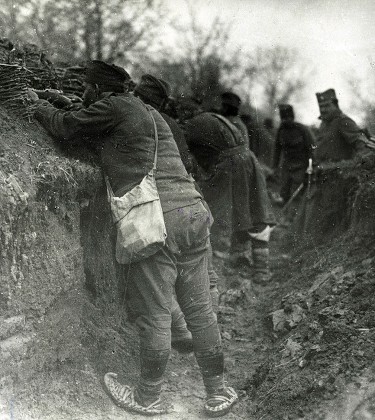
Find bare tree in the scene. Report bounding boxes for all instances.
[0,0,167,66]
[143,1,244,109]
[246,46,313,114]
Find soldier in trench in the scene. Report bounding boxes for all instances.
[28,60,238,417]
[181,100,276,284]
[293,88,374,238]
[132,73,221,349]
[273,104,315,219]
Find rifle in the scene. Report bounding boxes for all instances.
[282,159,313,214]
[306,158,313,199]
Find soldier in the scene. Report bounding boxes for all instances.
[220,91,250,149]
[315,89,369,167]
[273,104,315,206]
[133,74,220,348]
[292,89,373,240]
[240,112,275,169]
[184,109,276,283]
[29,61,238,417]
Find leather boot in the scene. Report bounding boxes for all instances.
[252,243,271,284]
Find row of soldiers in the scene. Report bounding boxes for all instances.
[26,60,374,418]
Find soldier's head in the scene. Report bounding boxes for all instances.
[133,74,171,111]
[83,60,131,107]
[316,88,339,122]
[175,96,202,123]
[220,91,241,116]
[278,104,295,124]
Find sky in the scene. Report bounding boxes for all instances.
[163,0,375,125]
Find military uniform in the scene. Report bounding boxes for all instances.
[33,63,236,416]
[274,121,315,202]
[185,112,276,281]
[293,89,371,241]
[316,109,368,163]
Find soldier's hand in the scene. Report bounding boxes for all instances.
[50,94,72,109]
[354,151,375,170]
[33,90,72,109]
[27,88,39,103]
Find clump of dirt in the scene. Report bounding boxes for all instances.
[245,183,375,420]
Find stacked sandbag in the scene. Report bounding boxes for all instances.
[0,42,65,119]
[0,64,34,120]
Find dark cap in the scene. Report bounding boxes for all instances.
[316,88,337,104]
[85,60,130,89]
[221,91,241,109]
[278,104,294,119]
[134,74,171,107]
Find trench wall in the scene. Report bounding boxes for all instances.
[1,102,374,386]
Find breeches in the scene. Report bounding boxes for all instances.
[125,201,221,353]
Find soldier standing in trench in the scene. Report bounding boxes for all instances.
[215,92,276,277]
[133,73,221,349]
[220,91,250,149]
[183,103,276,284]
[294,88,373,237]
[28,60,238,417]
[273,104,315,218]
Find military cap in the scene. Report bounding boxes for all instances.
[134,74,171,107]
[278,104,294,119]
[85,60,131,88]
[221,91,242,109]
[316,88,337,104]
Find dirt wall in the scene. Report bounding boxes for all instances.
[0,105,118,385]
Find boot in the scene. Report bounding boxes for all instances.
[228,230,253,268]
[252,243,271,284]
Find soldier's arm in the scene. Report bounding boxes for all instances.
[34,98,115,143]
[339,116,368,154]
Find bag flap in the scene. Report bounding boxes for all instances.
[110,173,159,222]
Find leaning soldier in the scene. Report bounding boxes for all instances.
[133,73,221,346]
[28,60,238,417]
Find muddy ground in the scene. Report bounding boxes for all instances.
[1,103,375,420]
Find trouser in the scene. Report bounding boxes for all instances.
[171,239,219,340]
[230,223,270,253]
[280,166,306,211]
[125,201,224,398]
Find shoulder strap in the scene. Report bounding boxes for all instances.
[104,175,114,200]
[209,113,241,147]
[147,107,159,171]
[105,106,159,196]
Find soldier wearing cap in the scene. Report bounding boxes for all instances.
[273,104,315,205]
[133,73,221,348]
[28,60,237,417]
[292,89,373,240]
[134,74,194,173]
[315,88,369,167]
[220,91,250,149]
[184,108,276,283]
